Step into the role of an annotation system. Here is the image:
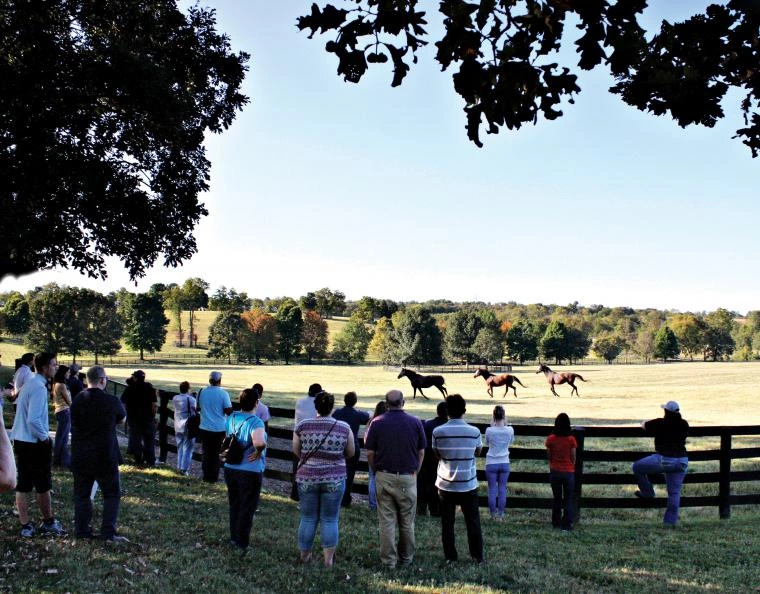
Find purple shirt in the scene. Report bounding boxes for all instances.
[364,409,426,474]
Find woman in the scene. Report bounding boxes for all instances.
[52,365,72,468]
[293,391,353,567]
[632,401,689,526]
[545,413,577,531]
[172,381,197,476]
[365,400,387,511]
[224,388,267,553]
[485,405,514,520]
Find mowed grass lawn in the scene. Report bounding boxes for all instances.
[0,362,758,592]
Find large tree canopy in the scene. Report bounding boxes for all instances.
[1,0,249,280]
[298,1,760,154]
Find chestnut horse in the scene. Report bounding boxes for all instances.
[536,363,586,397]
[397,368,448,400]
[473,368,526,398]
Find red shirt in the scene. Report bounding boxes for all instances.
[545,434,577,473]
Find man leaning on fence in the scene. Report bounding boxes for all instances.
[364,389,426,568]
[198,371,233,483]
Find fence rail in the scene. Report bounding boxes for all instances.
[103,380,760,522]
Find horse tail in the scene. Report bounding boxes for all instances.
[576,374,587,382]
[514,377,526,387]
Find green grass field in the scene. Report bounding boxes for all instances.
[0,362,758,592]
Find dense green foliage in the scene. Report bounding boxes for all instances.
[654,325,680,362]
[119,292,169,360]
[332,314,373,363]
[276,300,304,364]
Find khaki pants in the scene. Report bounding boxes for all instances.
[375,471,417,567]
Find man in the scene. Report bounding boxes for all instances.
[418,400,448,517]
[432,394,483,564]
[10,353,35,401]
[120,370,158,466]
[198,371,232,483]
[291,383,321,500]
[71,366,128,543]
[333,391,370,507]
[66,364,85,399]
[364,389,426,568]
[252,383,270,432]
[10,352,66,537]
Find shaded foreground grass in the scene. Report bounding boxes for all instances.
[0,464,757,593]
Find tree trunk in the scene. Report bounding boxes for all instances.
[140,347,145,360]
[189,310,195,348]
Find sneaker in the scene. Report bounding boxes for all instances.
[39,519,67,537]
[104,534,130,545]
[635,490,653,499]
[20,523,36,538]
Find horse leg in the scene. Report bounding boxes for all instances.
[570,381,579,397]
[419,388,429,400]
[437,385,447,399]
[551,383,559,397]
[511,386,517,398]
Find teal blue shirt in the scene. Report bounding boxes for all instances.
[198,385,232,432]
[223,412,266,473]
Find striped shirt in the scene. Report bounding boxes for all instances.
[295,417,351,484]
[432,419,482,492]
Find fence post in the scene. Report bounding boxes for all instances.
[573,426,585,524]
[158,391,170,463]
[719,430,732,519]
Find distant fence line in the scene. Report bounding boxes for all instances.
[104,380,760,522]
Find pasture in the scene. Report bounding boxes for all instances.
[0,362,758,592]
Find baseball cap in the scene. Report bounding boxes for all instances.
[209,371,222,383]
[133,370,146,380]
[69,363,81,374]
[661,400,680,413]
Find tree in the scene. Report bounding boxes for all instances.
[593,333,626,364]
[162,284,185,347]
[505,320,540,364]
[703,308,736,361]
[389,306,443,366]
[368,316,394,364]
[208,311,243,365]
[1,1,249,281]
[120,292,169,360]
[540,320,570,365]
[669,313,706,360]
[276,300,303,364]
[2,292,31,335]
[85,292,122,363]
[566,326,592,363]
[240,308,278,364]
[312,287,346,318]
[472,326,504,365]
[26,285,77,356]
[209,287,251,313]
[182,278,209,348]
[298,2,760,156]
[444,308,484,364]
[301,310,329,363]
[332,314,373,364]
[654,325,680,362]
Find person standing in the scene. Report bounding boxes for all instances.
[417,401,448,517]
[71,366,128,542]
[172,381,197,476]
[364,389,426,568]
[485,405,514,521]
[10,352,66,537]
[632,401,689,526]
[332,391,369,508]
[66,364,85,399]
[224,388,267,553]
[120,370,158,466]
[432,394,484,565]
[252,383,270,432]
[10,352,35,401]
[545,413,577,531]
[198,371,232,483]
[366,401,387,512]
[294,391,353,567]
[291,383,322,500]
[52,365,72,468]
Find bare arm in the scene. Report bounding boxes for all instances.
[570,447,576,466]
[366,450,375,472]
[292,431,302,460]
[247,427,267,462]
[416,449,424,473]
[0,422,16,493]
[345,429,355,460]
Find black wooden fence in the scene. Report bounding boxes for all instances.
[106,381,760,521]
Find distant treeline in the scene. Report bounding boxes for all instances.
[2,282,758,366]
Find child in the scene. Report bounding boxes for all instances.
[545,413,576,531]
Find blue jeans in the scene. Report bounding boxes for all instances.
[175,432,195,473]
[368,468,377,510]
[54,409,71,468]
[225,467,262,549]
[633,454,688,525]
[485,462,510,517]
[297,480,345,551]
[550,470,575,529]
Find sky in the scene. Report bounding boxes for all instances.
[2,1,758,314]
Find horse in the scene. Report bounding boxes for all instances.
[536,363,587,397]
[473,368,526,398]
[397,368,448,400]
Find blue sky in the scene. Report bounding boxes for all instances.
[3,1,758,313]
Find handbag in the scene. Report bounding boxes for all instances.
[220,415,257,466]
[185,394,201,439]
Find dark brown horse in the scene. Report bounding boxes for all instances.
[473,368,526,398]
[536,363,586,397]
[397,368,448,400]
